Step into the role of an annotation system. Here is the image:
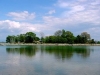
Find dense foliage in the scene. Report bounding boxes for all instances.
[44,30,93,44]
[6,30,97,44]
[6,32,39,43]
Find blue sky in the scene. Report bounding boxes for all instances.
[0,0,100,41]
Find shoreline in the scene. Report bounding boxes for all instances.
[0,43,100,46]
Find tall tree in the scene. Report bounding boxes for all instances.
[61,29,66,38]
[81,32,91,40]
[66,31,74,44]
[25,32,36,43]
[54,30,62,36]
[6,35,16,43]
[19,34,25,43]
[74,35,81,43]
[81,32,91,43]
[6,35,12,43]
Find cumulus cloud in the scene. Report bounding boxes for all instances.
[7,11,35,21]
[0,19,52,37]
[20,23,41,33]
[0,20,20,31]
[0,20,39,35]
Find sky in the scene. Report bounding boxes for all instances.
[0,0,100,42]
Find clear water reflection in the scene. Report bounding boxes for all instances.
[6,45,91,59]
[0,45,100,75]
[40,45,91,59]
[6,46,37,57]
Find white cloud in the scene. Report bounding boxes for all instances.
[70,5,85,12]
[7,11,35,21]
[0,20,40,35]
[0,19,52,36]
[64,9,100,25]
[47,10,56,14]
[58,0,100,25]
[20,23,41,33]
[56,0,69,8]
[0,20,20,29]
[43,16,63,26]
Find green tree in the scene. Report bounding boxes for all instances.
[25,32,36,43]
[54,29,67,43]
[35,37,40,41]
[15,35,19,43]
[90,39,95,44]
[6,35,16,43]
[97,41,100,44]
[6,35,12,43]
[66,31,74,44]
[44,36,49,43]
[19,34,25,43]
[74,35,87,44]
[74,35,81,43]
[61,29,66,38]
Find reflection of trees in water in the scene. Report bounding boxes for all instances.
[6,45,91,59]
[73,46,90,58]
[40,46,91,60]
[6,46,37,57]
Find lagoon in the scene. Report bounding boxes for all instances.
[0,45,100,75]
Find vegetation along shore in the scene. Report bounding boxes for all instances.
[6,29,100,45]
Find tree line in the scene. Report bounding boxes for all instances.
[6,32,39,43]
[6,29,99,44]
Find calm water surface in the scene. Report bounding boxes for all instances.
[0,45,100,75]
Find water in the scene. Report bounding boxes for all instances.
[0,45,100,75]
